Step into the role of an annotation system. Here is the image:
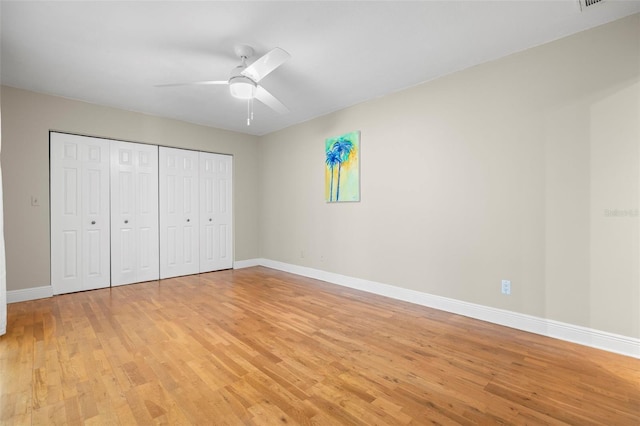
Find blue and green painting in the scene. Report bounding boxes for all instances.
[325,130,360,202]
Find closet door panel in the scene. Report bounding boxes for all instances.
[82,155,110,291]
[51,133,110,295]
[199,152,233,272]
[52,153,82,294]
[159,147,199,279]
[135,146,160,282]
[200,157,215,271]
[110,141,159,286]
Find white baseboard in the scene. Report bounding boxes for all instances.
[7,285,53,303]
[234,258,261,269]
[245,258,640,359]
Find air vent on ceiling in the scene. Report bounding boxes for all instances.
[579,0,605,11]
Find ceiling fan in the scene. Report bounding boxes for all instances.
[157,45,290,125]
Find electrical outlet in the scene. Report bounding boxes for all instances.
[501,280,511,295]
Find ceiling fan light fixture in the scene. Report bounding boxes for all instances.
[229,76,256,99]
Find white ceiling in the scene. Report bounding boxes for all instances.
[2,1,639,136]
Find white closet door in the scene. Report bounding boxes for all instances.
[110,141,159,286]
[199,152,233,272]
[51,133,110,295]
[159,147,199,279]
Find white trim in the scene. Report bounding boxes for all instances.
[7,286,53,303]
[255,259,640,359]
[234,258,261,269]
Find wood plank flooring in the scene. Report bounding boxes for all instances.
[1,266,639,425]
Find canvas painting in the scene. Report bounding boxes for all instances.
[325,130,360,202]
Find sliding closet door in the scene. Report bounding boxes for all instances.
[51,133,110,295]
[159,147,199,279]
[110,141,159,286]
[199,152,233,272]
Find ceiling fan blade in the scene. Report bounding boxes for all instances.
[155,80,228,88]
[242,47,290,82]
[255,86,289,114]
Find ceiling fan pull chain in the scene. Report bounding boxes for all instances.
[247,98,251,126]
[245,97,255,126]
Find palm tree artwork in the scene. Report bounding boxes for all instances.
[325,131,360,202]
[332,137,353,201]
[325,149,340,202]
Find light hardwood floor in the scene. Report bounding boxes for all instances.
[1,266,639,425]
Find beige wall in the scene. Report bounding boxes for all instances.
[259,15,640,338]
[0,86,260,292]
